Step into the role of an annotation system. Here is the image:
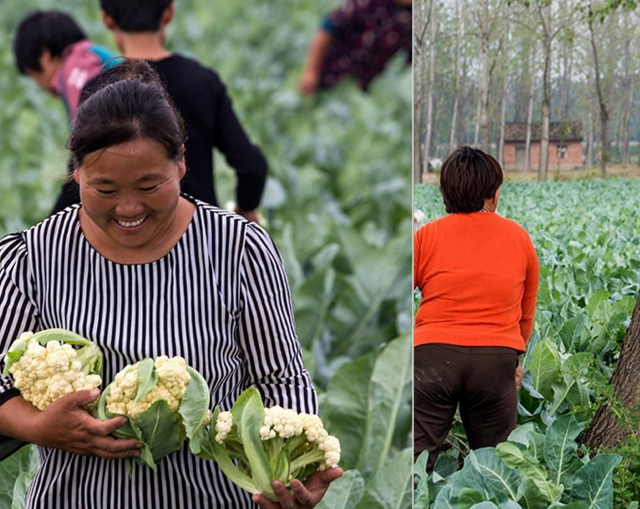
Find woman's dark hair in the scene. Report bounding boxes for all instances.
[68,59,185,168]
[439,146,504,213]
[100,0,173,32]
[14,10,86,74]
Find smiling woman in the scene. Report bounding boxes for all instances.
[0,60,341,509]
[74,138,191,264]
[68,61,191,263]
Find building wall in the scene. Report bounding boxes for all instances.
[503,141,583,170]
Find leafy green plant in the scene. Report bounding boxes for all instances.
[414,416,622,509]
[96,357,211,471]
[1,0,411,507]
[198,387,340,501]
[415,180,640,508]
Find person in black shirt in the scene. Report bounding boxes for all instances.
[99,0,268,222]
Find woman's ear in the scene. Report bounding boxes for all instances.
[177,146,186,180]
[73,168,80,184]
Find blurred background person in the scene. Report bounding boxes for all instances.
[13,10,118,214]
[98,0,268,222]
[299,0,412,95]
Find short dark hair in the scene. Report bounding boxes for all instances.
[68,59,185,168]
[14,10,86,74]
[439,146,503,213]
[100,0,173,32]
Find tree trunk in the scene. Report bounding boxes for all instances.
[423,0,437,175]
[474,92,481,146]
[498,78,507,166]
[498,25,509,167]
[589,17,608,176]
[413,0,425,184]
[458,54,469,146]
[479,0,491,154]
[586,109,593,170]
[449,0,462,154]
[538,2,551,182]
[583,289,640,449]
[621,17,634,166]
[558,0,573,120]
[525,43,537,173]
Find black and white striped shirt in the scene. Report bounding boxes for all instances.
[0,200,317,509]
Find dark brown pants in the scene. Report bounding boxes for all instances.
[414,344,519,473]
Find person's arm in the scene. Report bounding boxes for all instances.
[414,226,424,290]
[0,392,141,459]
[519,238,540,345]
[0,233,141,460]
[237,223,341,508]
[237,223,317,412]
[299,28,334,96]
[211,75,268,219]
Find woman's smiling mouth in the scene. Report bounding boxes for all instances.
[115,216,148,228]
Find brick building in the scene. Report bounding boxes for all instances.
[503,121,583,170]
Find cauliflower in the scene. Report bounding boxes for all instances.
[2,330,103,411]
[200,387,340,502]
[96,356,212,471]
[106,356,192,419]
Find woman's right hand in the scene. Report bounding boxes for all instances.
[31,390,142,459]
[515,365,524,391]
[299,68,321,96]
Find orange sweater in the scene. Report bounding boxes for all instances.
[414,212,539,352]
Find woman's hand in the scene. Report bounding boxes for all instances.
[252,467,343,509]
[299,68,321,96]
[515,354,524,391]
[31,390,142,459]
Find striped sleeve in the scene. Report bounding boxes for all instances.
[0,233,40,403]
[237,223,318,414]
[0,233,39,457]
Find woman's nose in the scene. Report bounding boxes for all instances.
[114,196,145,217]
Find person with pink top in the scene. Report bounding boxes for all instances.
[14,10,118,213]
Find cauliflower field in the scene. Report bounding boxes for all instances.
[414,179,640,508]
[0,0,411,507]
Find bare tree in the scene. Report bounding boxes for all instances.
[588,9,609,176]
[621,14,636,165]
[538,1,552,181]
[525,42,537,172]
[449,0,463,153]
[586,109,593,169]
[478,0,492,153]
[413,0,426,184]
[497,22,509,166]
[474,90,481,146]
[423,0,438,175]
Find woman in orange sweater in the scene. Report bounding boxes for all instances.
[414,146,539,473]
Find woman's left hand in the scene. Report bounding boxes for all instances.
[252,467,343,509]
[515,365,524,391]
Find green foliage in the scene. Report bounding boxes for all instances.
[609,435,640,508]
[0,446,38,509]
[201,388,280,501]
[1,0,411,507]
[96,362,211,471]
[414,180,640,508]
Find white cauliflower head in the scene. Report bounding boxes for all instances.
[6,331,103,411]
[98,355,212,471]
[106,356,192,420]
